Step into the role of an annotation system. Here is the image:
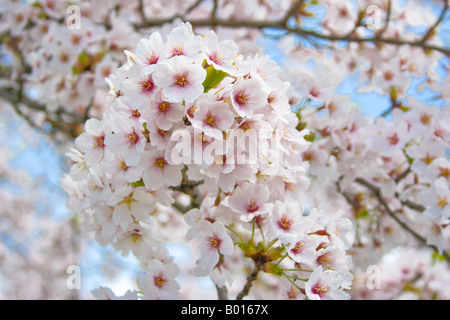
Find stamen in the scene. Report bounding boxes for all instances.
[172,45,184,57]
[159,101,169,112]
[437,195,448,208]
[93,135,105,148]
[208,236,222,249]
[153,274,166,288]
[247,199,259,213]
[291,241,304,254]
[278,216,293,231]
[128,131,139,144]
[141,78,154,92]
[155,157,167,168]
[311,283,328,297]
[175,74,188,87]
[204,114,217,127]
[236,92,248,106]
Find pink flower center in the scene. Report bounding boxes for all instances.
[172,45,184,57]
[175,73,189,87]
[157,127,170,137]
[387,133,399,145]
[208,236,222,249]
[277,216,293,231]
[158,101,170,113]
[311,283,329,298]
[140,77,155,93]
[146,51,159,65]
[204,113,217,127]
[290,241,304,255]
[317,252,332,267]
[131,109,141,119]
[246,199,259,213]
[209,52,224,65]
[154,157,167,168]
[235,91,249,106]
[93,135,105,148]
[153,274,167,288]
[127,130,140,145]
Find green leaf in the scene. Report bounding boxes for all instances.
[237,239,258,258]
[72,50,91,75]
[267,246,286,261]
[129,179,145,188]
[304,132,316,142]
[264,263,283,276]
[202,65,228,93]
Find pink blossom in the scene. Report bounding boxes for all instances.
[153,55,206,103]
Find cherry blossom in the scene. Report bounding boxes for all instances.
[153,55,207,103]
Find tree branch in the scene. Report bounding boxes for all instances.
[419,0,448,44]
[133,11,450,56]
[354,177,449,263]
[235,261,262,300]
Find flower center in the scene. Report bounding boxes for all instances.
[246,199,259,213]
[153,274,167,288]
[159,101,170,113]
[141,78,154,93]
[132,109,141,119]
[235,92,249,106]
[311,283,328,298]
[423,154,435,165]
[317,252,332,266]
[209,52,224,65]
[278,216,293,231]
[127,131,140,144]
[146,51,159,65]
[290,241,304,255]
[175,74,188,87]
[204,113,217,127]
[208,236,222,249]
[437,195,448,208]
[387,133,399,145]
[154,157,167,168]
[439,166,450,179]
[93,135,105,148]
[120,160,128,171]
[120,195,135,209]
[158,127,170,137]
[172,45,184,57]
[130,230,143,244]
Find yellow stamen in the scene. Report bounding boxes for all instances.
[155,158,166,168]
[159,101,169,112]
[154,275,166,288]
[437,195,448,208]
[204,114,217,127]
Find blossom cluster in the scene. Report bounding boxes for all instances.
[63,22,354,300]
[351,247,450,300]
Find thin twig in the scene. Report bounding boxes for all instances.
[420,0,449,44]
[355,177,450,263]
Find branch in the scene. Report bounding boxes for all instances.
[235,260,263,300]
[374,0,392,39]
[354,177,450,262]
[138,0,147,24]
[133,10,450,56]
[419,0,449,44]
